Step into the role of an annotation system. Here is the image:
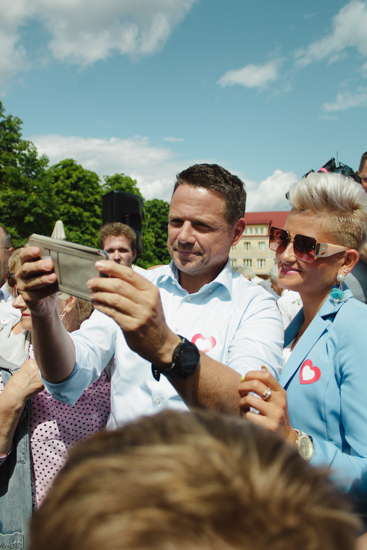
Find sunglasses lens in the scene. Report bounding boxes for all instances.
[293,235,316,262]
[269,228,288,253]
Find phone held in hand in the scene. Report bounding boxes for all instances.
[28,234,108,302]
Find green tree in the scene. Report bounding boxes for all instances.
[140,199,170,267]
[0,101,56,247]
[102,173,143,197]
[49,159,103,246]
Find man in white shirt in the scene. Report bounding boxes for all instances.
[17,164,283,425]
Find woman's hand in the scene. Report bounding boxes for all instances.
[0,359,44,458]
[3,359,44,410]
[238,368,297,445]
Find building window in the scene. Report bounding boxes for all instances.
[243,259,252,267]
[255,227,258,234]
[257,259,266,268]
[231,245,236,251]
[249,227,253,234]
[231,259,237,267]
[258,242,265,251]
[244,241,251,251]
[260,227,264,234]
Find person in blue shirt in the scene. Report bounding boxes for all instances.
[16,164,283,424]
[238,171,367,508]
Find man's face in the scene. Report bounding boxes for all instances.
[103,235,136,267]
[359,161,367,191]
[168,184,245,290]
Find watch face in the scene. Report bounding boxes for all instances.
[298,434,313,461]
[181,342,201,374]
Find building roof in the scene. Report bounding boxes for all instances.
[244,211,289,228]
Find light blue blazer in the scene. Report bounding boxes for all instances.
[279,287,367,505]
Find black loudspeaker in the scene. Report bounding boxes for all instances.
[102,191,144,255]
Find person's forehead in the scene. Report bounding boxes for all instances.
[104,234,132,249]
[170,185,227,220]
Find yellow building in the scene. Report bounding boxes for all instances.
[229,211,289,278]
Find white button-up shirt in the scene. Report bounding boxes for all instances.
[44,261,284,428]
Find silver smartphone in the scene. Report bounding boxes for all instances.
[28,234,108,302]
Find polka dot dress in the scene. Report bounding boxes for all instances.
[1,344,111,507]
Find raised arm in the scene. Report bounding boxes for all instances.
[87,261,282,415]
[16,247,76,383]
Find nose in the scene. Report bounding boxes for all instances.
[177,221,195,244]
[12,293,27,310]
[277,241,297,263]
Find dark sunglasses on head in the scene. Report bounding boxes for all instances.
[269,227,349,263]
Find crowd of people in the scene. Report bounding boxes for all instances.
[1,153,367,549]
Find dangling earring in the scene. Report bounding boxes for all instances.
[60,311,67,321]
[331,271,347,305]
[336,272,345,290]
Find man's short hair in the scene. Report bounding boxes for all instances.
[359,152,367,173]
[29,410,358,550]
[0,225,12,249]
[99,222,137,251]
[173,164,246,227]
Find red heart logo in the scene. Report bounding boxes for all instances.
[299,359,321,384]
[191,334,216,354]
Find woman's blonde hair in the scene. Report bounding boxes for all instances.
[7,248,23,275]
[287,172,367,251]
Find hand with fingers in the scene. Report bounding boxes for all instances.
[238,368,297,445]
[0,359,45,457]
[16,247,59,316]
[88,260,180,368]
[4,359,45,407]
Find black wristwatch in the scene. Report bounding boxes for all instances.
[152,336,200,381]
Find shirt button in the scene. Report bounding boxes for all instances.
[85,399,89,403]
[92,414,97,419]
[156,398,161,404]
[187,296,191,301]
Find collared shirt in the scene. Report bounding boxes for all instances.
[44,260,284,428]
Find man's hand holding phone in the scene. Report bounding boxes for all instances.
[16,247,59,317]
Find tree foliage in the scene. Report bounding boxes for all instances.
[102,173,143,197]
[49,159,103,247]
[0,102,56,247]
[141,199,170,266]
[0,101,171,266]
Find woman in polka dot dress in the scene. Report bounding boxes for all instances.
[0,250,111,550]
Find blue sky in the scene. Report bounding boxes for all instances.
[1,0,366,211]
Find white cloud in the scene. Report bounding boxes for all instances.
[30,133,199,201]
[322,86,367,111]
[245,170,296,212]
[31,133,294,211]
[218,59,282,89]
[0,0,197,93]
[295,0,367,68]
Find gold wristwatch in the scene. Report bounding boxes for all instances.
[295,430,314,461]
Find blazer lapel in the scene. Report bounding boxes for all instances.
[279,292,348,388]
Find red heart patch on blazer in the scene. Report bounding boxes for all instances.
[192,334,216,354]
[299,359,321,384]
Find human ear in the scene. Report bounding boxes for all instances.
[342,249,359,274]
[231,218,246,245]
